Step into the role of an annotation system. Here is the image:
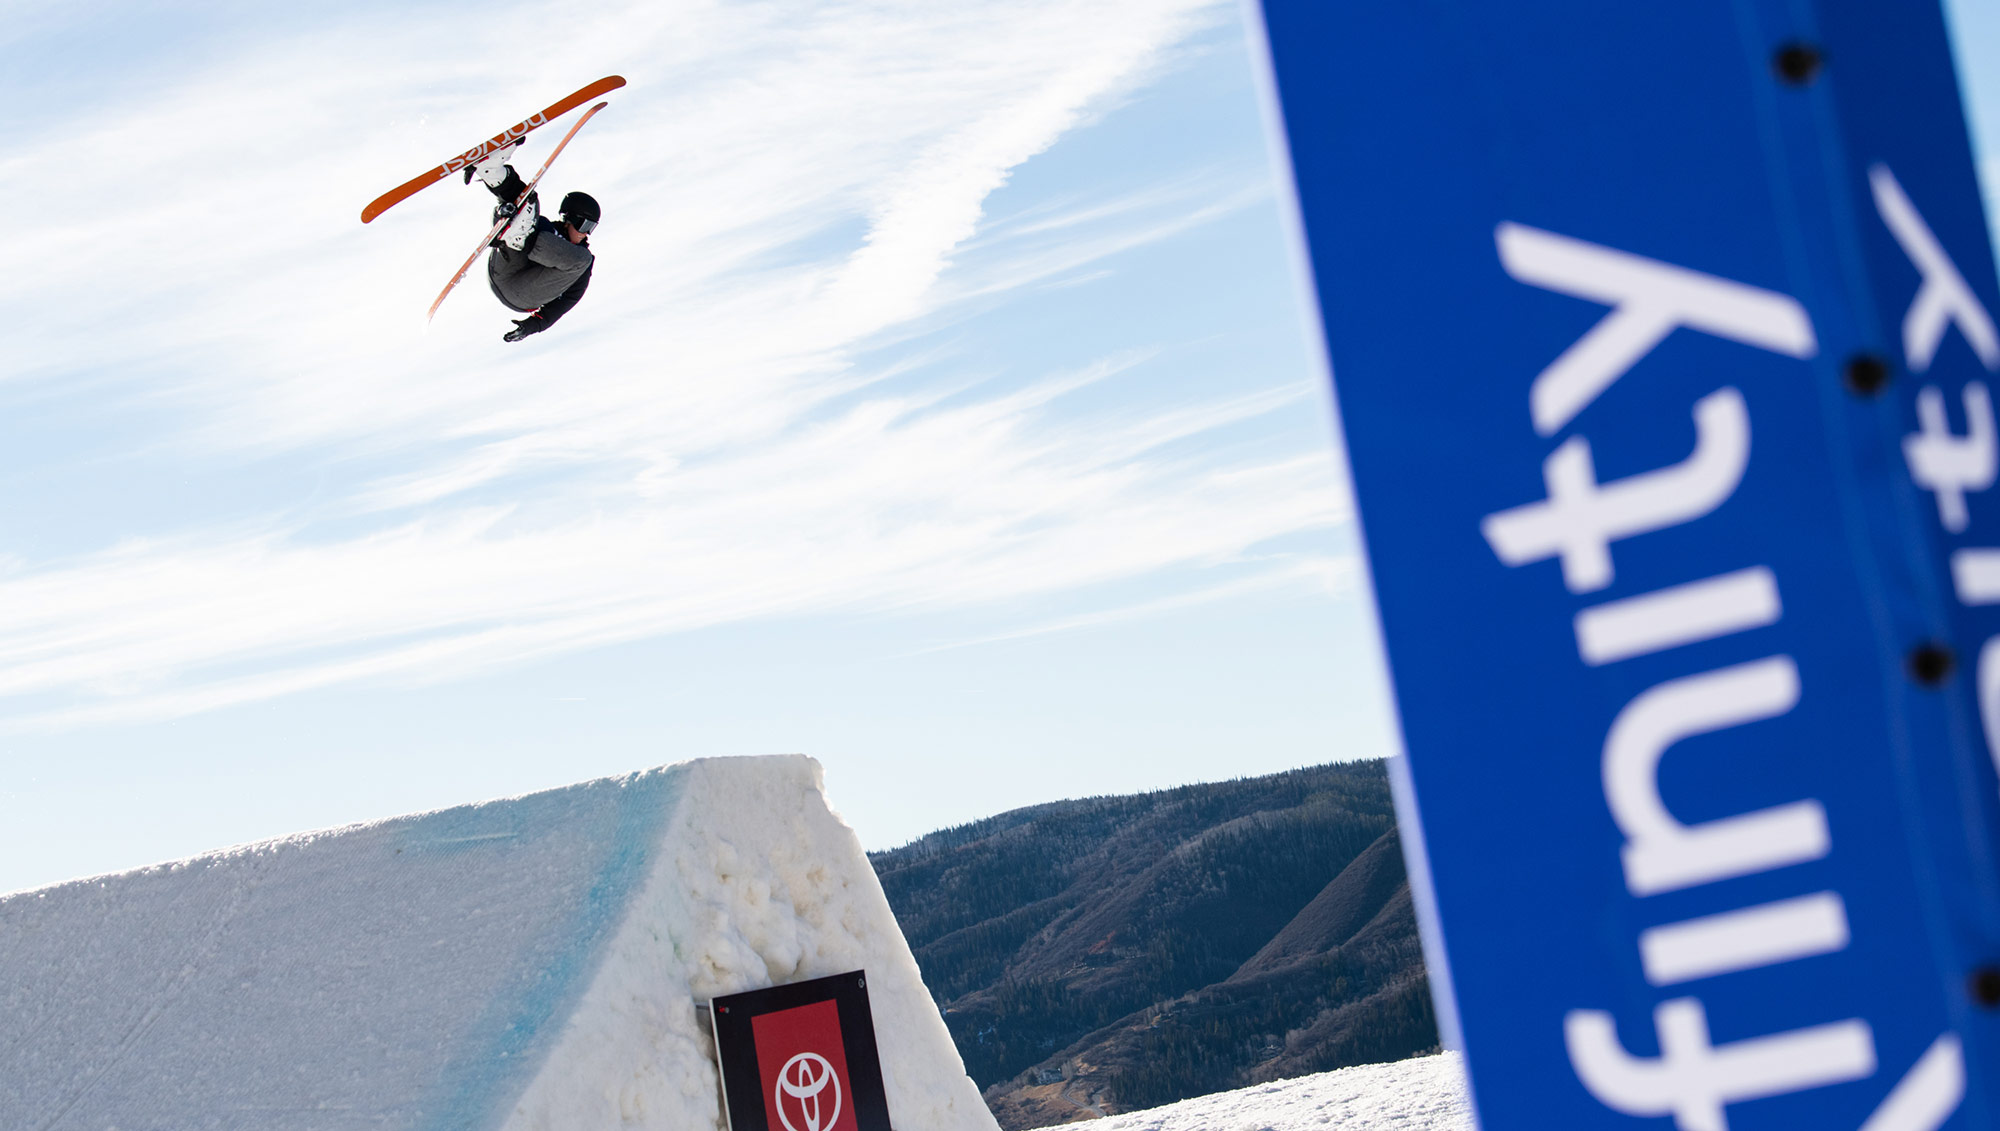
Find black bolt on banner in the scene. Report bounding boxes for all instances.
[706,970,892,1131]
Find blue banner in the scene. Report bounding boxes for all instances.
[1254,2,2000,1127]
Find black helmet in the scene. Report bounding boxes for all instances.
[559,191,601,230]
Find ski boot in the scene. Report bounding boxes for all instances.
[464,137,525,186]
[494,191,540,252]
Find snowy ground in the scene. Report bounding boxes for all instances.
[1093,1052,1472,1131]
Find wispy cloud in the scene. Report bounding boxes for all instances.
[900,554,1357,657]
[0,0,1350,730]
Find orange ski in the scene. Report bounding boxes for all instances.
[428,101,609,322]
[360,75,625,224]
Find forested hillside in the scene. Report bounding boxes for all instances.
[869,761,1439,1127]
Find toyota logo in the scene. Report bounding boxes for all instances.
[774,1051,843,1131]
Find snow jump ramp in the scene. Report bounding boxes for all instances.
[0,755,997,1131]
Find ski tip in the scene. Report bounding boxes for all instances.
[360,190,404,223]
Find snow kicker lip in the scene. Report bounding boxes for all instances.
[0,755,998,1131]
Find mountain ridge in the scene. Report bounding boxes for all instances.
[869,760,1439,1127]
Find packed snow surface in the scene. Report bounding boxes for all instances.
[1094,1052,1471,1131]
[0,755,996,1131]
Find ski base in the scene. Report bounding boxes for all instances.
[360,75,625,224]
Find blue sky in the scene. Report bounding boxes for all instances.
[0,1,1996,895]
[0,0,1376,892]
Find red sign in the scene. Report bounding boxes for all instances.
[751,998,858,1131]
[709,970,889,1131]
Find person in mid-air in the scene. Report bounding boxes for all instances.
[465,142,600,342]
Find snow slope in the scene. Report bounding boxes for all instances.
[1093,1052,1472,1131]
[0,755,995,1131]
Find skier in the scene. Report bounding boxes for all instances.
[466,142,599,342]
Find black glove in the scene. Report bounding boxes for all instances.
[503,316,546,343]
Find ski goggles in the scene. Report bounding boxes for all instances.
[568,217,598,234]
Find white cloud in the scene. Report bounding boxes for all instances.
[0,0,1350,730]
[901,554,1358,657]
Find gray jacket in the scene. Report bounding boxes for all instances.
[487,216,594,320]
